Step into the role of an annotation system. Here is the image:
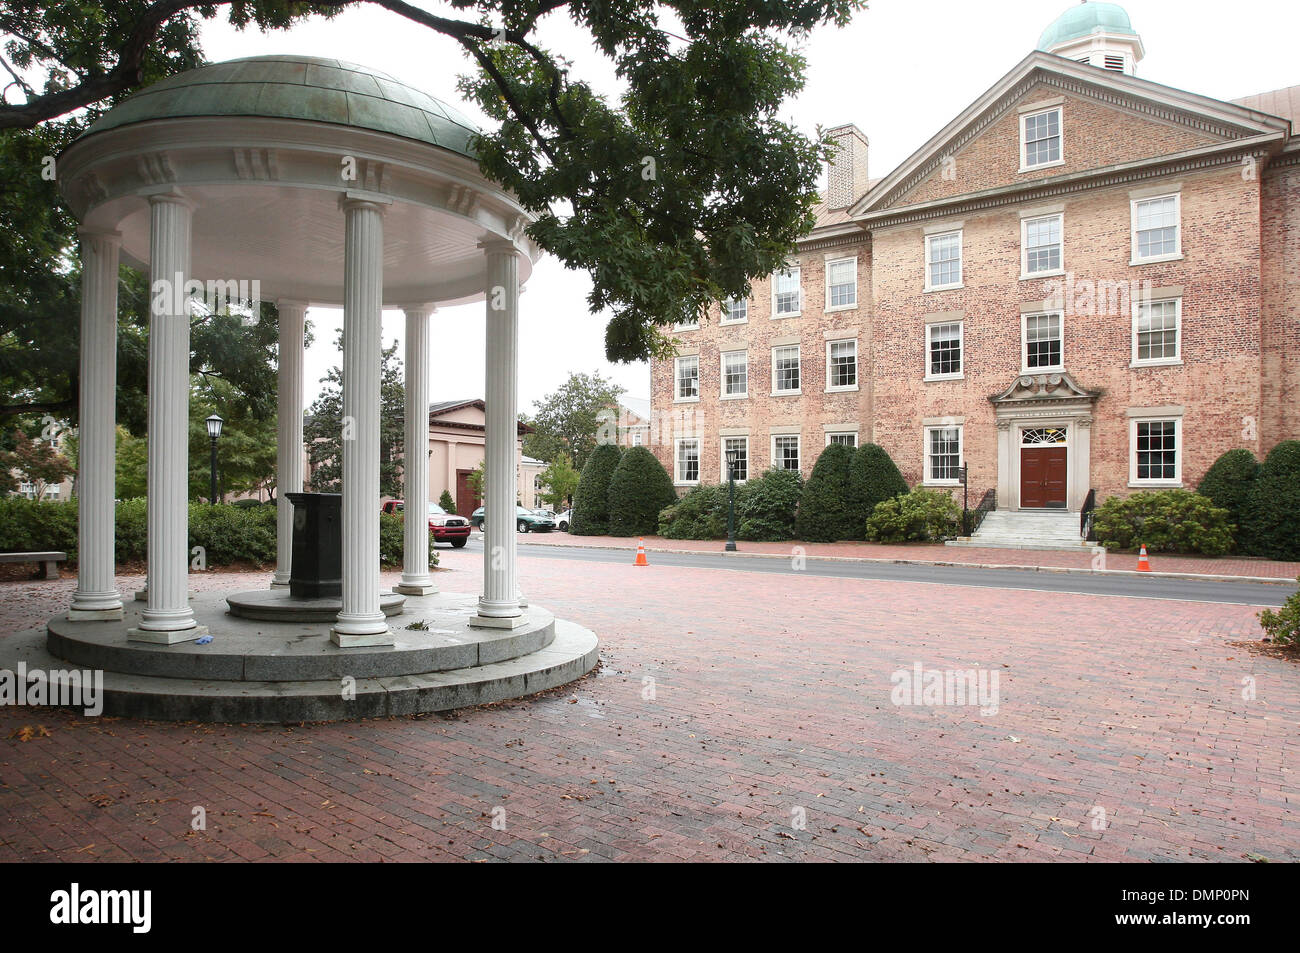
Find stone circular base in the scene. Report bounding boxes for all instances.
[225,588,406,622]
[17,590,599,723]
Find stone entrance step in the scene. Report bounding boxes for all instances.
[948,509,1094,552]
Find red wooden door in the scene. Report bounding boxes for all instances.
[455,469,481,516]
[1021,447,1068,508]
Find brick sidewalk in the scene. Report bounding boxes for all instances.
[515,531,1300,580]
[0,553,1296,862]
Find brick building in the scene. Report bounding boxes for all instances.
[650,2,1300,525]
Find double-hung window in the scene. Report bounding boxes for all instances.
[721,350,748,398]
[1021,107,1062,169]
[773,435,800,472]
[826,258,857,310]
[826,339,857,391]
[772,345,801,395]
[1130,418,1181,485]
[1133,298,1181,366]
[675,438,700,484]
[722,436,749,482]
[1022,213,1063,276]
[721,297,748,324]
[674,355,699,401]
[773,267,802,316]
[924,426,963,484]
[926,321,963,379]
[1022,312,1063,371]
[925,231,962,291]
[1132,194,1181,263]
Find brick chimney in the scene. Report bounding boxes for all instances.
[826,124,869,210]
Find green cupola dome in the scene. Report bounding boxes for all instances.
[1038,2,1137,50]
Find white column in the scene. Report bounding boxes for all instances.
[471,240,524,628]
[271,299,308,588]
[132,193,202,643]
[395,304,437,596]
[332,196,393,646]
[69,230,124,621]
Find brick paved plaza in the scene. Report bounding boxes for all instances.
[1,549,1295,863]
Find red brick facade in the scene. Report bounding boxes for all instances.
[650,56,1300,513]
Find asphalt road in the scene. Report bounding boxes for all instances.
[458,536,1295,607]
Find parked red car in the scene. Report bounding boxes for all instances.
[380,500,471,547]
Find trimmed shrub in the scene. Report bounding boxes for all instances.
[1092,489,1233,555]
[658,483,729,540]
[0,497,79,561]
[794,442,857,542]
[736,468,802,541]
[1259,579,1300,646]
[188,503,278,564]
[1241,440,1300,561]
[438,489,456,513]
[1197,448,1260,548]
[570,443,622,535]
[848,443,908,539]
[378,511,404,566]
[608,446,678,537]
[115,498,149,563]
[865,488,961,543]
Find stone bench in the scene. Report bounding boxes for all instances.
[0,551,67,580]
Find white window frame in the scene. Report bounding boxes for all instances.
[1131,296,1183,368]
[675,437,701,486]
[771,344,801,396]
[720,296,748,325]
[924,230,963,292]
[825,338,859,392]
[923,425,964,486]
[1020,212,1064,278]
[674,355,699,403]
[771,265,802,318]
[826,432,858,448]
[673,314,699,331]
[824,256,858,312]
[1130,193,1182,265]
[1021,311,1065,373]
[1128,416,1183,487]
[1019,106,1064,172]
[771,434,801,474]
[721,436,749,483]
[720,349,748,400]
[924,320,964,381]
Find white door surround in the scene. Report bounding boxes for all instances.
[991,372,1098,513]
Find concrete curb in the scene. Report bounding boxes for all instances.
[508,536,1297,586]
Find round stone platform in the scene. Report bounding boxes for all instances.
[7,590,599,723]
[226,588,407,622]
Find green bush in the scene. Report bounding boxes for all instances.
[848,443,908,539]
[114,498,149,563]
[570,443,622,535]
[1092,490,1234,556]
[736,468,802,541]
[188,503,278,564]
[438,489,456,513]
[1259,578,1300,646]
[794,442,857,542]
[865,488,961,543]
[1241,440,1300,561]
[378,511,404,566]
[1197,448,1260,549]
[0,497,79,561]
[658,483,729,539]
[608,446,678,537]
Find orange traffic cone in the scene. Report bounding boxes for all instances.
[634,538,650,567]
[1137,544,1151,572]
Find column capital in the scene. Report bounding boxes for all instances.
[76,227,122,245]
[276,297,310,312]
[144,187,196,210]
[339,191,393,214]
[478,236,523,257]
[393,302,437,316]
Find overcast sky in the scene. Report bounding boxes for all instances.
[199,0,1300,413]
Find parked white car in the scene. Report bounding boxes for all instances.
[555,508,572,532]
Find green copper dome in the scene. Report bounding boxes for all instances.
[1038,2,1137,50]
[80,55,480,157]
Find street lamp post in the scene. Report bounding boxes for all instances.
[205,414,223,506]
[725,447,738,553]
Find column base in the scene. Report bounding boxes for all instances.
[67,606,125,622]
[269,580,290,590]
[135,588,195,601]
[468,613,528,630]
[394,582,438,596]
[128,624,208,645]
[517,592,529,608]
[331,627,395,647]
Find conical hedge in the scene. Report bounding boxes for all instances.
[569,443,623,535]
[848,443,908,538]
[608,446,678,537]
[794,442,858,542]
[1241,440,1300,560]
[1196,448,1259,546]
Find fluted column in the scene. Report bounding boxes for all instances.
[69,229,124,621]
[332,196,393,646]
[132,193,202,643]
[395,304,437,596]
[471,240,524,628]
[271,299,308,588]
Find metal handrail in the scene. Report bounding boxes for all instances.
[963,488,997,537]
[1080,488,1097,540]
